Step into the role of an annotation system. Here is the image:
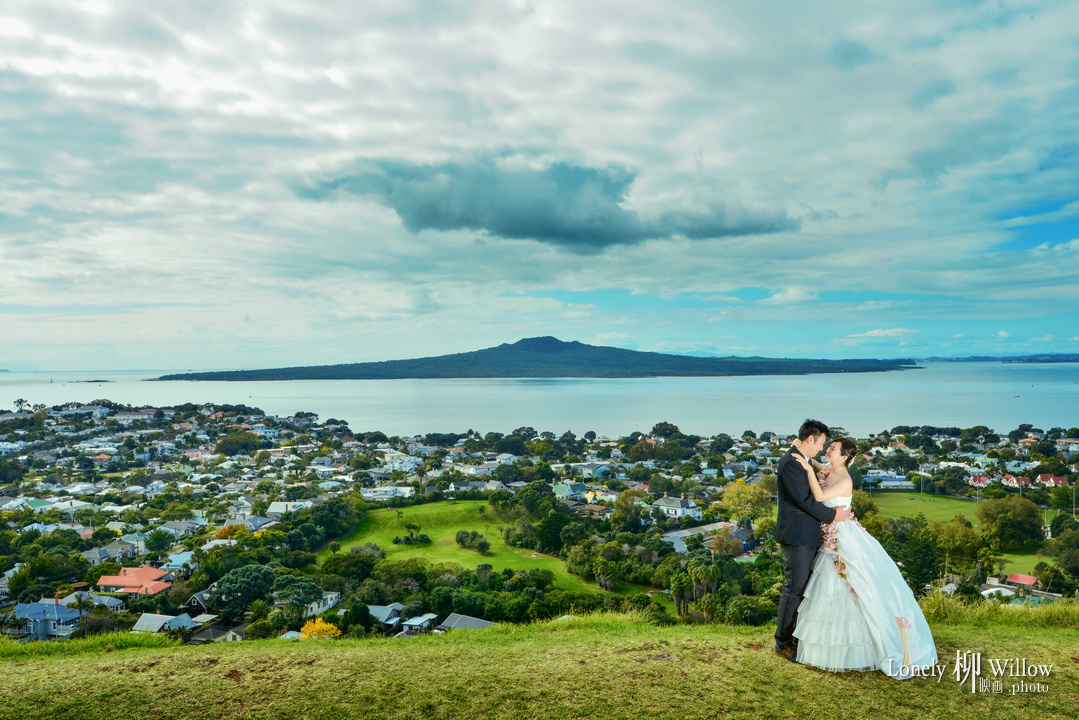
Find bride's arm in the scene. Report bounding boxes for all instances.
[793,455,851,503]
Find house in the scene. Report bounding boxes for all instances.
[236,515,277,532]
[11,600,85,640]
[1006,573,1039,588]
[661,522,735,553]
[100,539,138,562]
[188,625,231,645]
[221,622,251,642]
[968,475,991,489]
[583,504,614,519]
[651,493,703,521]
[132,613,198,633]
[366,603,404,634]
[184,583,217,615]
[436,613,497,631]
[304,591,341,618]
[399,613,438,634]
[1002,474,1032,490]
[1037,474,1069,488]
[59,590,126,612]
[552,482,588,501]
[162,551,196,573]
[266,501,314,519]
[96,565,172,597]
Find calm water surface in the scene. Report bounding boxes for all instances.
[1,363,1076,438]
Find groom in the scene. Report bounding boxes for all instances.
[774,419,852,662]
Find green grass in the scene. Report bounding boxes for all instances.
[319,501,676,613]
[2,610,1076,720]
[869,492,984,524]
[868,493,1044,575]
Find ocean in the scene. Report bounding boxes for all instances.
[1,363,1076,438]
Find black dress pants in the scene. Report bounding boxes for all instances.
[774,543,818,650]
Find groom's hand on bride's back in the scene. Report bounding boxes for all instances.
[834,506,853,522]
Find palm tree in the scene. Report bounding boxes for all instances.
[247,598,271,621]
[71,594,96,616]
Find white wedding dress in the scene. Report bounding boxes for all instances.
[793,493,938,679]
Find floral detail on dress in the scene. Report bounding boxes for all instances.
[821,521,839,552]
[896,616,912,665]
[833,555,848,580]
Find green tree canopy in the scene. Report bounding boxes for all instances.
[211,564,277,618]
[974,496,1044,551]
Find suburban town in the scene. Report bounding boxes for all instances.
[1,400,1076,645]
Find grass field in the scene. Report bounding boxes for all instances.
[2,611,1076,720]
[318,501,676,613]
[868,493,1044,574]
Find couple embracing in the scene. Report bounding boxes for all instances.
[773,419,937,679]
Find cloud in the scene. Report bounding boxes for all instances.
[953,333,964,338]
[847,328,919,338]
[826,40,880,70]
[296,156,798,251]
[1032,334,1055,342]
[911,79,956,110]
[996,331,1010,338]
[756,288,818,306]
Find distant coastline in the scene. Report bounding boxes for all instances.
[922,353,1079,363]
[153,336,920,382]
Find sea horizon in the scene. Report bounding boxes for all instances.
[2,362,1076,438]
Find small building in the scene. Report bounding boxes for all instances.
[436,613,497,632]
[651,493,703,521]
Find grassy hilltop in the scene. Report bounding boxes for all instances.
[2,610,1077,720]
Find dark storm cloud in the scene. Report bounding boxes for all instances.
[297,158,798,251]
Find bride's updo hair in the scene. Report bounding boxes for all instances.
[835,437,858,467]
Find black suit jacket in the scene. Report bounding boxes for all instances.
[775,447,838,546]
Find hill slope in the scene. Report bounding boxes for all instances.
[155,336,918,380]
[316,502,675,609]
[2,613,1075,720]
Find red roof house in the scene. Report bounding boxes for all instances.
[96,566,172,597]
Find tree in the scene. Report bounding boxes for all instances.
[214,432,265,457]
[211,565,277,618]
[928,515,982,574]
[247,598,271,621]
[849,490,878,521]
[651,422,680,439]
[974,497,1044,550]
[611,488,646,532]
[721,482,772,520]
[300,617,342,639]
[320,553,374,584]
[275,574,324,625]
[1043,529,1079,579]
[669,571,691,615]
[144,528,173,554]
[329,541,341,556]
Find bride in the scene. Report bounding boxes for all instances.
[790,437,938,679]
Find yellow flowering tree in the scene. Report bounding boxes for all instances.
[300,618,342,639]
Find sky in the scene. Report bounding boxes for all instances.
[2,0,1079,371]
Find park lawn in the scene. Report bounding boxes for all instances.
[869,492,984,523]
[318,500,667,600]
[868,493,1048,575]
[993,549,1040,576]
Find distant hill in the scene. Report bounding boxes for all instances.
[922,353,1079,363]
[154,336,918,381]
